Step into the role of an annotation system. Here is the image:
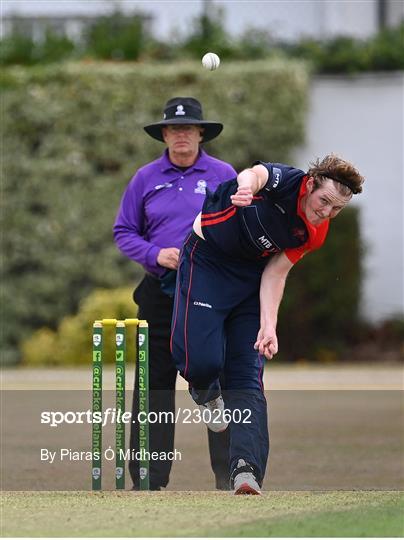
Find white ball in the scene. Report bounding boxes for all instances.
[202,52,220,71]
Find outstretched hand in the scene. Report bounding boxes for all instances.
[230,186,253,207]
[254,326,278,360]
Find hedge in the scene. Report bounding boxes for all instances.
[1,59,308,364]
[21,287,135,366]
[277,207,362,361]
[286,23,404,74]
[1,12,403,73]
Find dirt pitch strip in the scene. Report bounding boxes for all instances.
[1,364,403,536]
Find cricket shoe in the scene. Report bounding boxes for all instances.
[198,395,229,432]
[231,459,261,495]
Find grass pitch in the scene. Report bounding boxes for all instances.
[2,490,403,537]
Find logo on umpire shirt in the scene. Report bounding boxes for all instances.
[194,179,207,194]
[155,182,173,190]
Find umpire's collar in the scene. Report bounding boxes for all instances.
[160,149,208,173]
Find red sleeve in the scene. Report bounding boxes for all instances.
[284,244,309,264]
[285,221,329,265]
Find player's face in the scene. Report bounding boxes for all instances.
[303,177,352,225]
[162,125,204,160]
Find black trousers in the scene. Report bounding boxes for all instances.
[129,274,230,489]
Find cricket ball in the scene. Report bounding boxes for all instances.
[202,52,220,71]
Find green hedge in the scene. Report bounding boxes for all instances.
[1,60,308,364]
[1,10,403,73]
[0,30,76,66]
[286,24,404,74]
[278,207,362,361]
[21,287,136,366]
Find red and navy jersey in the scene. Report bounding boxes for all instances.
[200,162,329,264]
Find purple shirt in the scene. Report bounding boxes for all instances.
[113,149,236,276]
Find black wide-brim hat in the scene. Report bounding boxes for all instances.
[144,97,223,143]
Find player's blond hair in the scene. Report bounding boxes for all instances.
[307,154,364,195]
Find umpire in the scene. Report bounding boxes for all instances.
[113,97,235,490]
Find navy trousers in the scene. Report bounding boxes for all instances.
[130,273,230,489]
[171,232,269,484]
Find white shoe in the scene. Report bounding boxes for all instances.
[231,459,261,495]
[198,395,229,432]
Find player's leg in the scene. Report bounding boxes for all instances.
[171,237,227,401]
[224,293,269,494]
[207,425,231,489]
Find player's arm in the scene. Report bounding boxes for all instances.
[255,252,294,359]
[230,164,269,207]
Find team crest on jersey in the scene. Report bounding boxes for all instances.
[292,228,306,241]
[194,179,207,194]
